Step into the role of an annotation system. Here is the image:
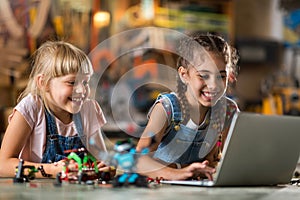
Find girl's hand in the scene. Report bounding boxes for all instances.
[97,161,116,178]
[166,160,215,181]
[52,160,66,176]
[188,160,216,180]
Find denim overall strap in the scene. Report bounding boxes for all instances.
[73,112,86,145]
[153,93,201,164]
[44,108,58,137]
[41,109,85,163]
[158,93,182,124]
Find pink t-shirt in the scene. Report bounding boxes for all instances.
[9,94,107,162]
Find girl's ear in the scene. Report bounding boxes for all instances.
[36,74,48,91]
[178,66,188,84]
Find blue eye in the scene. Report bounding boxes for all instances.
[199,74,209,80]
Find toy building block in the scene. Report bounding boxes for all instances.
[55,148,112,185]
[13,159,51,183]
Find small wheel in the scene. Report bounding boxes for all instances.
[112,175,124,187]
[79,173,88,184]
[99,171,111,182]
[56,172,62,183]
[135,175,148,187]
[54,172,62,186]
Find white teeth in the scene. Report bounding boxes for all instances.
[72,97,83,102]
[203,92,217,97]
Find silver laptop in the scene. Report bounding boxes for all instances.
[161,112,300,186]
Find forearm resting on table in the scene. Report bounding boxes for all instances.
[0,157,60,178]
[135,156,199,181]
[136,156,216,181]
[136,155,176,180]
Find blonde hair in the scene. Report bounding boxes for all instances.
[18,41,93,109]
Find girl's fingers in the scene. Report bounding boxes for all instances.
[204,172,214,181]
[97,161,106,168]
[98,166,110,171]
[187,162,216,180]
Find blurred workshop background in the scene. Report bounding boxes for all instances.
[0,0,300,141]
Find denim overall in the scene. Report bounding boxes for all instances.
[41,109,86,163]
[152,93,231,165]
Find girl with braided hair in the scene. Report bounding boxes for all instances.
[136,33,240,180]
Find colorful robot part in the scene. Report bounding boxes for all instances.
[111,139,150,187]
[55,148,112,185]
[13,159,52,183]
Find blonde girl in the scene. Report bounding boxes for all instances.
[0,41,108,178]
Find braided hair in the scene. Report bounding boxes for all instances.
[176,33,239,122]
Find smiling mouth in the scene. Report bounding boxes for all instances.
[70,97,84,102]
[202,91,218,98]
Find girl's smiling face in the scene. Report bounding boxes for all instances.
[180,52,228,108]
[45,73,90,122]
